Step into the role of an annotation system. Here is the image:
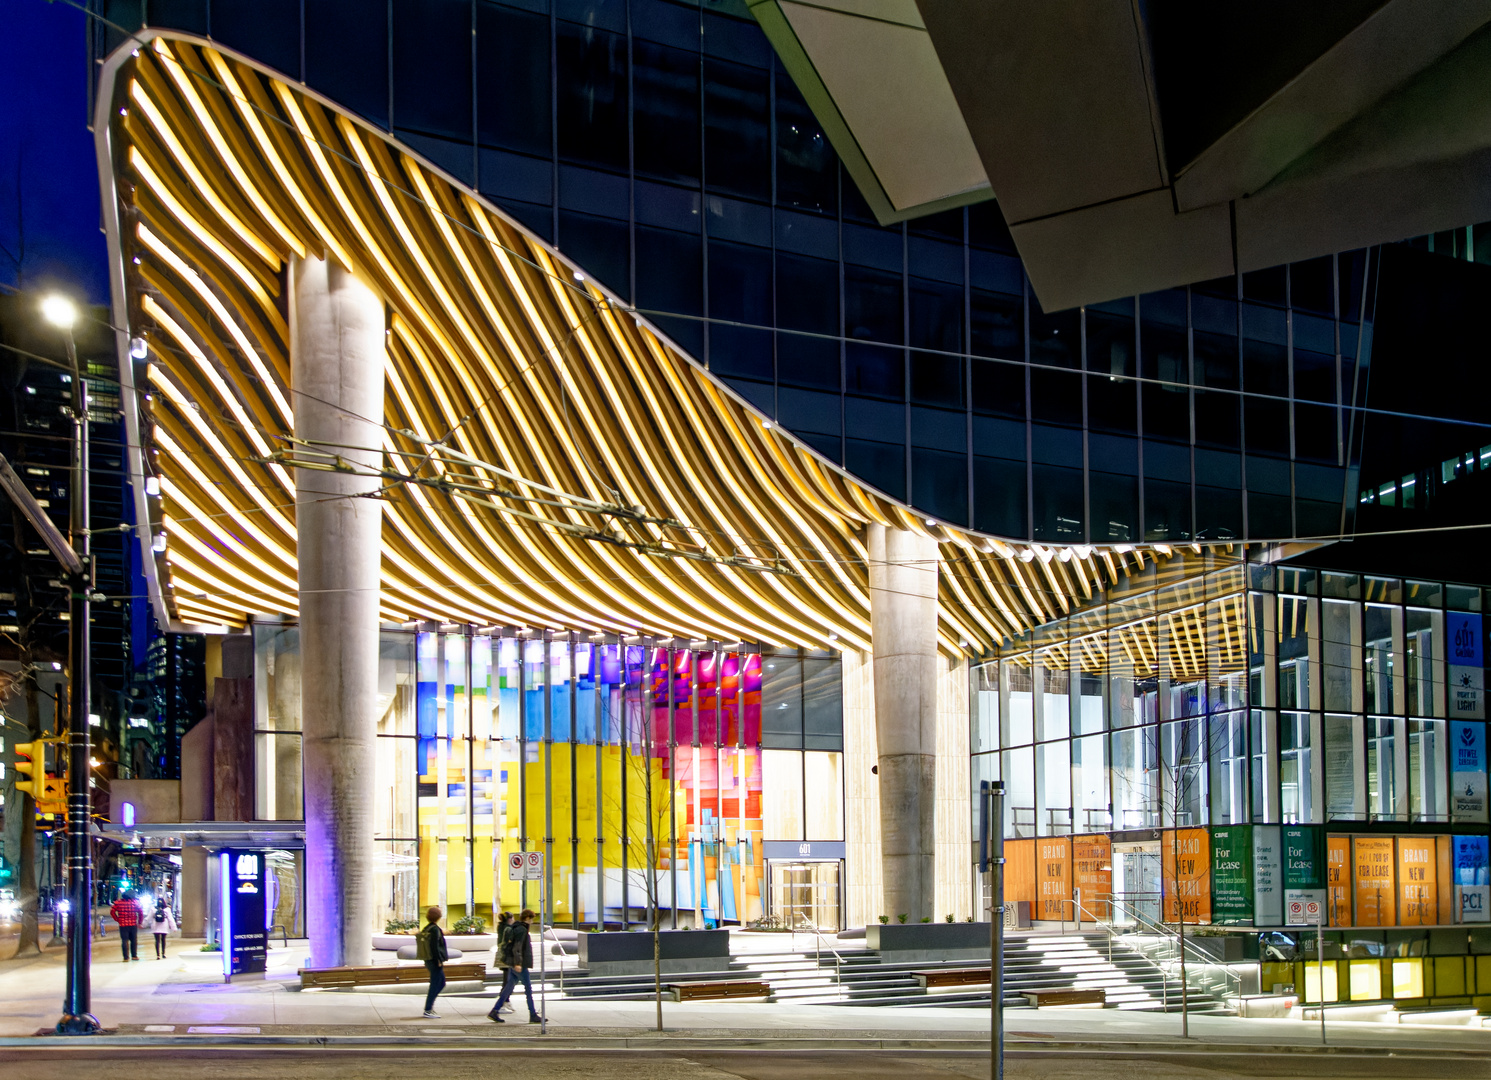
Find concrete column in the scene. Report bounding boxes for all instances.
[868,523,940,923]
[291,256,384,968]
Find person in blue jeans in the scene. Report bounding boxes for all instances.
[418,906,448,1019]
[487,909,540,1023]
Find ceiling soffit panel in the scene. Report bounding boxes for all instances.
[893,0,1491,310]
[1170,0,1491,211]
[915,0,1166,223]
[96,32,1219,654]
[778,1,987,211]
[746,0,991,225]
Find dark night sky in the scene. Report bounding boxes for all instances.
[0,0,110,306]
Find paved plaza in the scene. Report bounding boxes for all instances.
[3,935,1491,1056]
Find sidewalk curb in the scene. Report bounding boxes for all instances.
[3,1033,1490,1055]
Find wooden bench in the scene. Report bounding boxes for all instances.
[299,961,486,990]
[913,968,991,989]
[1024,988,1105,1008]
[667,979,770,1002]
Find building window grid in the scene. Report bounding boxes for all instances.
[94,1,1370,544]
[971,567,1481,841]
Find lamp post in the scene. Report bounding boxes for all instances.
[41,294,100,1036]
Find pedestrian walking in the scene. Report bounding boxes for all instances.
[487,909,540,1023]
[109,891,144,962]
[417,905,448,1018]
[149,898,177,958]
[493,912,515,1012]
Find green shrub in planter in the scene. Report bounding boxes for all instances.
[878,915,890,924]
[384,918,418,934]
[452,915,487,935]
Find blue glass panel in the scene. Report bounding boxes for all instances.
[477,2,552,156]
[634,39,701,184]
[703,57,770,201]
[556,21,627,169]
[913,446,968,527]
[974,455,1027,538]
[416,632,438,772]
[211,0,299,78]
[305,0,389,128]
[393,0,473,140]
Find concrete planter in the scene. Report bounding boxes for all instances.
[865,922,993,963]
[372,932,495,953]
[578,929,731,977]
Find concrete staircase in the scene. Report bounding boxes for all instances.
[553,930,1230,1012]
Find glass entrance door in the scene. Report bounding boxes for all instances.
[1112,842,1161,925]
[766,860,842,930]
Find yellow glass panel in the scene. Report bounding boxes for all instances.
[1302,959,1339,1002]
[1434,956,1466,997]
[1348,959,1382,1000]
[1393,958,1425,999]
[1261,961,1293,992]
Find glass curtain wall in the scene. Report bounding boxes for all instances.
[974,566,1486,842]
[971,552,1250,841]
[253,626,844,934]
[91,0,1377,544]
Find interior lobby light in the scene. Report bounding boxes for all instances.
[130,336,149,359]
[41,294,78,329]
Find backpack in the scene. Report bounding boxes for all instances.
[415,924,432,962]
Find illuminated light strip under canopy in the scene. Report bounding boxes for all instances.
[98,33,1235,654]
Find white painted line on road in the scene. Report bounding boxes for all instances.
[143,1025,175,1033]
[186,1026,261,1035]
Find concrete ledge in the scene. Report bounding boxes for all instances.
[865,922,993,963]
[578,929,730,978]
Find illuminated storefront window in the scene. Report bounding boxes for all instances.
[253,626,842,933]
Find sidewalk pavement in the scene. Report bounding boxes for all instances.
[3,936,1491,1054]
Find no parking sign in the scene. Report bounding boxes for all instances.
[507,851,545,880]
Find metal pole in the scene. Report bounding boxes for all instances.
[539,866,548,1034]
[59,351,98,1035]
[1317,908,1326,1045]
[989,781,1005,1080]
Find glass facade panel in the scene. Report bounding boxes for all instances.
[107,0,1396,543]
[973,559,1489,927]
[255,630,836,931]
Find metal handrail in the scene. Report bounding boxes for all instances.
[805,927,845,989]
[1098,894,1245,1007]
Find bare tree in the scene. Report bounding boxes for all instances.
[602,688,677,1033]
[1,654,45,957]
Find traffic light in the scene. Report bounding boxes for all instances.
[13,739,68,817]
[13,740,43,802]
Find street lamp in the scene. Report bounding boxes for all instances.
[41,292,100,1036]
[41,295,78,332]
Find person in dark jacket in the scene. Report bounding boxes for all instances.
[418,906,448,1018]
[487,909,540,1023]
[492,912,515,1012]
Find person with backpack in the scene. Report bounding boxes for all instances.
[486,909,540,1023]
[149,898,178,959]
[417,906,448,1019]
[492,912,515,1013]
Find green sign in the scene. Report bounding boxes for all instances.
[1210,825,1254,923]
[1283,826,1325,890]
